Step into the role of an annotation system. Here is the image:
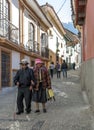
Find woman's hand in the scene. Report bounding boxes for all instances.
[34,84,39,91]
[31,80,35,86]
[29,86,32,90]
[34,88,38,91]
[47,86,51,89]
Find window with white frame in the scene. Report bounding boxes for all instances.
[41,33,48,47]
[66,47,69,53]
[28,22,35,50]
[0,0,9,36]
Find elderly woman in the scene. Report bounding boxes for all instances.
[32,59,51,113]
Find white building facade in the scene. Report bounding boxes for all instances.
[41,3,66,66]
[0,0,52,88]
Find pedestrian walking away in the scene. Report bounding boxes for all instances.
[32,58,51,113]
[55,62,61,78]
[14,59,36,115]
[72,62,76,70]
[61,60,68,78]
[49,62,55,78]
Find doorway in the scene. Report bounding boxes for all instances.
[1,51,11,87]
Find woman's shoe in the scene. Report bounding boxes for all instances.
[35,110,40,113]
[43,109,47,113]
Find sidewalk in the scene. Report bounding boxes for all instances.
[0,69,94,130]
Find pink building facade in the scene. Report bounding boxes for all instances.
[71,0,94,109]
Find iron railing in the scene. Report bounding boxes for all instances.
[0,18,19,44]
[41,47,49,58]
[26,40,40,54]
[26,41,49,58]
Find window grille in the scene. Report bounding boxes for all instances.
[1,51,10,87]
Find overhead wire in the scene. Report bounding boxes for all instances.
[57,0,67,14]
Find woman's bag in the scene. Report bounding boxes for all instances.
[46,88,55,101]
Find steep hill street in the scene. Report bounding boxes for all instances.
[0,69,94,130]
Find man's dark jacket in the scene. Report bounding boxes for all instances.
[14,67,36,87]
[61,63,68,69]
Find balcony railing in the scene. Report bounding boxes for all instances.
[26,40,40,54]
[41,47,49,58]
[0,18,19,44]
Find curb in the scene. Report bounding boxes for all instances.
[82,91,89,105]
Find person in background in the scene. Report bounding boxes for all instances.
[32,59,51,113]
[49,62,55,78]
[61,60,68,78]
[14,59,36,115]
[72,62,76,70]
[55,62,61,78]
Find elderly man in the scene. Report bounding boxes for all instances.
[14,59,36,115]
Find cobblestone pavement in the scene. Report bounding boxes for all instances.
[0,69,94,130]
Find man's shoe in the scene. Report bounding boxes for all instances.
[16,111,24,115]
[43,109,47,113]
[26,110,31,114]
[35,110,40,113]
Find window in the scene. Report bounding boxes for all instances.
[49,30,53,37]
[66,48,69,53]
[56,37,59,48]
[61,43,63,48]
[41,33,48,47]
[28,22,35,50]
[1,51,10,87]
[0,0,10,36]
[50,55,52,61]
[41,33,49,58]
[66,57,68,63]
[0,0,3,20]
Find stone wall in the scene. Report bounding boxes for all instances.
[81,59,94,107]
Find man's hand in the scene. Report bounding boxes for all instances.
[31,80,34,86]
[16,82,19,87]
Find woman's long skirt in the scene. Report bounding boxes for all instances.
[32,82,47,103]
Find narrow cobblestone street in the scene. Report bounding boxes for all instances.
[0,69,94,130]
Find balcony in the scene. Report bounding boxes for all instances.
[0,18,19,44]
[71,0,87,26]
[26,40,40,54]
[79,0,87,6]
[41,47,49,58]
